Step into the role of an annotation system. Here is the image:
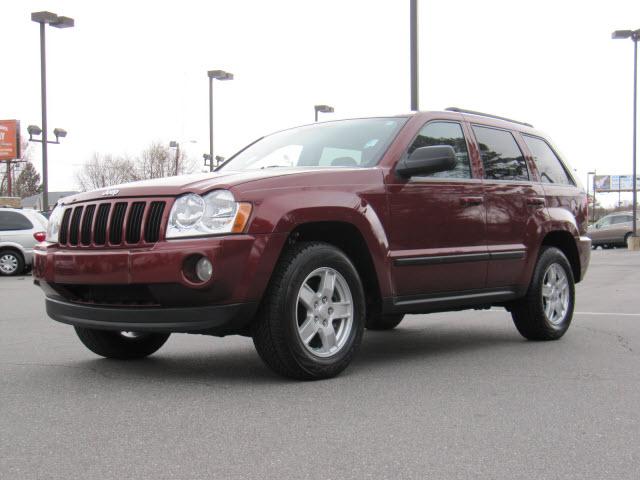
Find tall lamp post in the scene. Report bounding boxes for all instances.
[410,0,418,111]
[169,141,180,176]
[314,105,334,122]
[587,170,596,223]
[612,28,639,247]
[206,70,233,172]
[30,11,74,212]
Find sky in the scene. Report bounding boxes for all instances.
[1,0,639,206]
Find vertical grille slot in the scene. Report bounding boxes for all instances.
[145,201,165,243]
[94,204,111,245]
[109,203,128,245]
[125,202,146,244]
[80,204,96,245]
[68,207,84,246]
[59,208,72,245]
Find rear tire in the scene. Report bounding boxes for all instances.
[74,327,170,359]
[511,246,575,341]
[0,250,24,276]
[252,242,365,380]
[366,313,404,330]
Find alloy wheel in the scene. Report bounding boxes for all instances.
[541,263,570,325]
[296,267,354,358]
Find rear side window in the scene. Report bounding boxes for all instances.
[0,211,34,231]
[522,135,573,185]
[408,122,471,179]
[472,126,528,181]
[612,215,632,225]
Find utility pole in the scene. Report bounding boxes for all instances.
[410,0,419,111]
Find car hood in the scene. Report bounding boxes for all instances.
[60,168,365,205]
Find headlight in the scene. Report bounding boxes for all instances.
[166,190,252,238]
[46,205,64,243]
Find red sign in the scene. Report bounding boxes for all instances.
[0,119,20,161]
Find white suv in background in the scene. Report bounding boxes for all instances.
[0,208,48,276]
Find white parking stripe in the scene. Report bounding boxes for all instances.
[574,312,640,317]
[482,309,640,317]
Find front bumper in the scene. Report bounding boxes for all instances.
[33,233,288,334]
[44,296,257,335]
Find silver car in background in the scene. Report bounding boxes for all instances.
[587,211,640,249]
[0,208,48,276]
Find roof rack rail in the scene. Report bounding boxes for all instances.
[445,107,533,128]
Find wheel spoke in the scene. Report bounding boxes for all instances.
[318,325,337,352]
[320,269,336,298]
[541,284,553,298]
[298,317,319,345]
[299,284,316,312]
[331,302,351,319]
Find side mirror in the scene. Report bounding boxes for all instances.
[396,145,456,177]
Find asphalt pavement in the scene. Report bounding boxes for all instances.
[1,249,639,479]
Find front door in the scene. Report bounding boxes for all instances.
[387,121,488,297]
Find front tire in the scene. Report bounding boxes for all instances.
[252,242,365,380]
[511,246,575,341]
[0,250,24,276]
[74,327,170,359]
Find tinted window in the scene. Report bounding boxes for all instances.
[408,122,471,178]
[473,126,528,181]
[0,211,33,231]
[522,135,573,185]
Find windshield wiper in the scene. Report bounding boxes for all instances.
[260,165,289,169]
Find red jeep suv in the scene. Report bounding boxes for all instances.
[34,109,591,380]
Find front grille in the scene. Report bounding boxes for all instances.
[58,199,167,248]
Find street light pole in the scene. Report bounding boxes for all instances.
[39,21,49,211]
[612,28,639,246]
[31,11,74,211]
[207,70,233,172]
[410,0,418,111]
[208,76,213,172]
[587,170,596,223]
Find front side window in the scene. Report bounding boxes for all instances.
[219,118,407,171]
[522,135,573,185]
[0,211,33,231]
[473,126,529,181]
[596,216,612,228]
[407,122,471,179]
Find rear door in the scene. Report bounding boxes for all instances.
[470,125,546,289]
[387,120,488,297]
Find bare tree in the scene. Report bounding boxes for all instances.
[75,153,139,191]
[135,142,197,179]
[74,142,199,192]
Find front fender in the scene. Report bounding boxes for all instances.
[245,189,394,298]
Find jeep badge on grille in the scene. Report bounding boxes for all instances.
[101,189,120,196]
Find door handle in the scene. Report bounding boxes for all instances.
[460,196,484,206]
[526,197,546,207]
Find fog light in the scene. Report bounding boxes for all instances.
[195,257,213,282]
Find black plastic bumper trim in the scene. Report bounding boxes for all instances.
[45,297,257,335]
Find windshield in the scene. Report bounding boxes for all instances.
[218,117,408,171]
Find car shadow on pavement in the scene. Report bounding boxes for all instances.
[68,321,524,385]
